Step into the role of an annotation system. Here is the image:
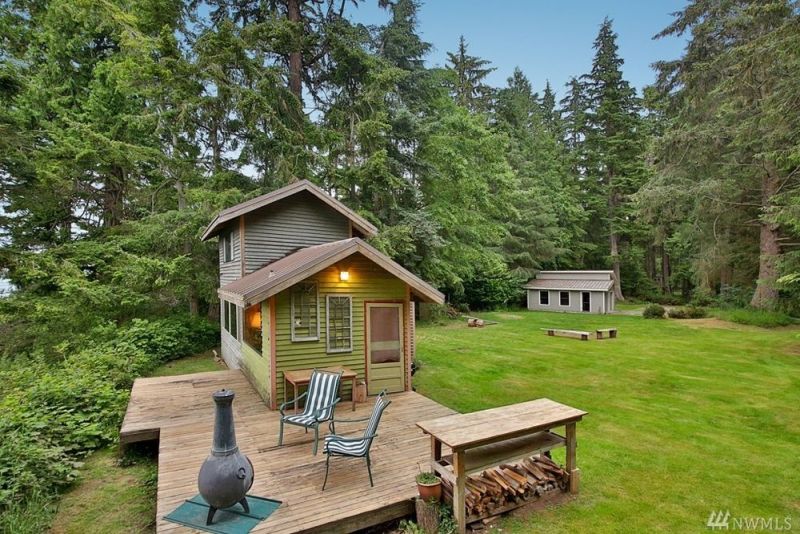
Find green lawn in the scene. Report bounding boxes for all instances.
[413,311,800,533]
[50,350,222,533]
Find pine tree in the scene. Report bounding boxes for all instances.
[580,18,647,300]
[445,35,495,113]
[654,0,800,309]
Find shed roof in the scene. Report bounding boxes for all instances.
[218,238,444,306]
[523,279,614,291]
[201,180,378,241]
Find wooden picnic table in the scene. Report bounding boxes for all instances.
[283,366,358,412]
[416,398,587,533]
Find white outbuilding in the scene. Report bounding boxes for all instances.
[524,271,615,314]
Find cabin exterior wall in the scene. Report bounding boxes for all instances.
[272,255,407,409]
[243,192,350,274]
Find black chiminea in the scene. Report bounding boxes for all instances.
[198,389,255,525]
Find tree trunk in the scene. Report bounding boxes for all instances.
[175,169,199,316]
[103,166,125,227]
[661,247,671,294]
[287,0,303,101]
[750,166,782,309]
[610,232,624,301]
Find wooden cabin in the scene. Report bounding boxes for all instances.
[201,180,444,409]
[524,270,615,314]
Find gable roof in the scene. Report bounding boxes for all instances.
[218,238,444,306]
[201,180,378,241]
[523,279,614,291]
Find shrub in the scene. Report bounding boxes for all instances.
[0,315,218,511]
[667,307,687,319]
[643,304,666,319]
[668,306,707,319]
[715,308,795,328]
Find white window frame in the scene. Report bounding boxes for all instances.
[326,295,353,354]
[559,291,570,307]
[291,281,320,342]
[223,300,239,340]
[539,290,549,306]
[222,232,233,263]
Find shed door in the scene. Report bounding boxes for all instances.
[581,292,591,312]
[366,303,404,395]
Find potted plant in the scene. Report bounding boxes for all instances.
[416,471,442,502]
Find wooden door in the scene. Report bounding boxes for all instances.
[366,303,404,395]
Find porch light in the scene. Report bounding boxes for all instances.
[339,270,350,282]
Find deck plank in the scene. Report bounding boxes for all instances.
[120,370,454,533]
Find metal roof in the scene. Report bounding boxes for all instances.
[218,238,444,306]
[201,180,378,241]
[523,279,614,291]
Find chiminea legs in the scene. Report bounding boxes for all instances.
[205,498,250,525]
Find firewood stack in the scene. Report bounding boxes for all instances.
[441,454,569,521]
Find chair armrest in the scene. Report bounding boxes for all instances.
[279,391,308,416]
[313,397,340,420]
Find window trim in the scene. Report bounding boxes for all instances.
[559,291,570,307]
[290,281,320,342]
[326,294,353,354]
[222,232,233,263]
[223,300,239,341]
[243,302,262,355]
[539,290,549,306]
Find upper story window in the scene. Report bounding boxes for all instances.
[560,291,570,306]
[291,281,319,341]
[244,303,262,354]
[223,300,239,340]
[222,231,233,263]
[540,291,549,305]
[326,295,352,353]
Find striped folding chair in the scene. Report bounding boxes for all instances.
[278,369,342,455]
[321,390,391,490]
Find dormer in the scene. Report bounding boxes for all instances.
[201,181,377,284]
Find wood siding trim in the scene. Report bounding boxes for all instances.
[405,285,412,392]
[239,216,246,277]
[269,296,277,410]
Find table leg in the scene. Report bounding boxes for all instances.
[566,422,580,493]
[432,436,442,462]
[453,449,466,534]
[351,376,356,411]
[293,383,299,414]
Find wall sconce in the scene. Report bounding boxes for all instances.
[339,270,350,282]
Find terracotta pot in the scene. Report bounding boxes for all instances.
[417,480,442,502]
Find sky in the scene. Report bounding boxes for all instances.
[348,0,689,98]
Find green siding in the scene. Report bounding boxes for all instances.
[240,300,271,404]
[274,254,406,405]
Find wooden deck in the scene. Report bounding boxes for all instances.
[120,370,455,533]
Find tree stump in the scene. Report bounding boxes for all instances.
[414,497,440,534]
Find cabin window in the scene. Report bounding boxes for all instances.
[539,291,549,305]
[326,295,352,353]
[291,281,319,341]
[223,301,239,340]
[560,291,570,306]
[222,232,233,263]
[244,303,262,354]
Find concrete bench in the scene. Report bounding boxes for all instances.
[595,328,618,339]
[543,328,591,341]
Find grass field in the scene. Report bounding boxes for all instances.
[413,311,800,532]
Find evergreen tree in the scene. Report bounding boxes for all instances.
[579,18,647,300]
[653,0,800,309]
[445,35,495,113]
